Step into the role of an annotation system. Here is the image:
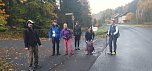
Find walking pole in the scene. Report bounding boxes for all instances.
[105,35,108,55]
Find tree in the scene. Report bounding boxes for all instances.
[60,0,92,28]
[0,0,9,26]
[4,0,57,29]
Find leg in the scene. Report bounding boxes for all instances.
[68,39,73,55]
[63,39,68,54]
[109,36,113,53]
[113,37,118,53]
[77,35,80,50]
[56,38,60,55]
[34,46,38,67]
[52,38,55,56]
[75,36,77,49]
[28,47,33,67]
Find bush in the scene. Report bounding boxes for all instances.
[95,25,108,36]
[0,27,8,32]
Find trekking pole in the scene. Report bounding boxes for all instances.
[105,34,108,55]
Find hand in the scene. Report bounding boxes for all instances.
[39,45,43,47]
[25,48,28,50]
[49,38,51,41]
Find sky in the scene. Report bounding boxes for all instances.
[89,0,133,14]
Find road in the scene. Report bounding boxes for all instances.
[90,25,152,71]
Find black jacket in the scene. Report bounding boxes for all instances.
[74,25,81,36]
[85,31,95,41]
[23,28,41,48]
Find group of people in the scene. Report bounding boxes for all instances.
[23,19,119,70]
[23,20,95,70]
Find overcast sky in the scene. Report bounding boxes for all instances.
[89,0,133,14]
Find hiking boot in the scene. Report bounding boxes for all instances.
[75,48,78,50]
[70,53,74,55]
[57,53,61,55]
[52,54,55,56]
[113,51,117,55]
[77,48,80,50]
[29,67,34,71]
[107,52,112,55]
[34,65,41,69]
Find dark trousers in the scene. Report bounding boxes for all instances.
[109,36,117,53]
[52,38,60,54]
[28,46,38,67]
[75,35,80,48]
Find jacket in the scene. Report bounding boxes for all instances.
[60,28,72,40]
[23,27,41,48]
[85,31,95,41]
[48,25,61,39]
[74,25,81,36]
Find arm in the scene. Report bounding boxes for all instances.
[36,31,41,46]
[23,30,29,48]
[48,27,52,38]
[114,26,118,35]
[92,32,95,40]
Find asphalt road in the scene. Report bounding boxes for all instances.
[90,25,152,71]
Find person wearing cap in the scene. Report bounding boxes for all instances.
[48,20,61,56]
[74,21,81,50]
[107,19,120,55]
[23,20,42,70]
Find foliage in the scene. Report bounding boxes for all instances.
[95,24,108,36]
[0,58,15,71]
[61,0,92,28]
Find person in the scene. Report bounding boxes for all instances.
[23,20,42,70]
[48,20,61,56]
[60,23,74,55]
[107,19,119,55]
[74,21,81,50]
[85,27,95,55]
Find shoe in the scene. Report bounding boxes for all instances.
[34,65,41,69]
[57,53,61,55]
[65,53,68,55]
[52,54,55,56]
[29,67,34,71]
[70,53,74,55]
[75,48,78,50]
[77,48,80,50]
[90,53,93,55]
[113,52,116,55]
[107,52,112,55]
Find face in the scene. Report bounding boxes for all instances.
[88,27,91,32]
[53,22,57,25]
[63,23,67,29]
[76,22,78,25]
[28,22,33,28]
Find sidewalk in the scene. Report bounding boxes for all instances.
[0,37,106,71]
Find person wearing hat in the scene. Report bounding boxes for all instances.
[48,20,61,56]
[107,19,120,55]
[23,20,42,70]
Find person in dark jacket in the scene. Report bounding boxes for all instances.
[85,27,95,55]
[48,20,61,56]
[74,21,81,50]
[23,20,42,70]
[107,19,119,55]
